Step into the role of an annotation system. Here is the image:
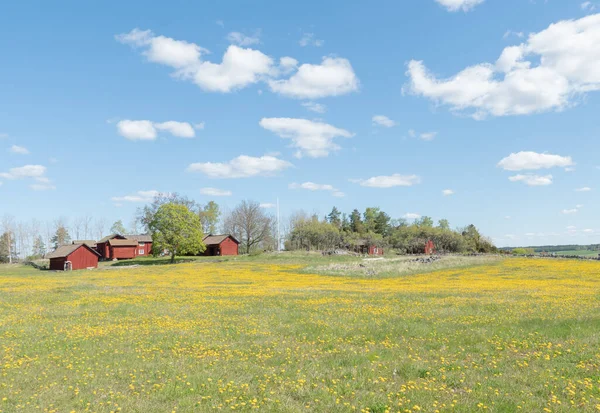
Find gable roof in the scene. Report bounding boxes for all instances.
[203,234,240,245]
[124,234,153,243]
[98,234,126,243]
[46,243,101,259]
[73,240,97,247]
[108,239,138,247]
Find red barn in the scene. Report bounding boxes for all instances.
[203,234,239,256]
[124,234,153,256]
[47,243,100,271]
[96,234,153,260]
[107,239,139,260]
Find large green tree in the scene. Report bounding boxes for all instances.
[149,203,205,263]
[199,201,221,234]
[51,226,71,249]
[110,220,127,235]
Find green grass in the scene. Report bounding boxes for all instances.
[551,249,600,257]
[1,255,600,412]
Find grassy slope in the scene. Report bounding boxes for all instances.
[1,256,600,412]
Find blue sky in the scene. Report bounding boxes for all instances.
[1,0,599,247]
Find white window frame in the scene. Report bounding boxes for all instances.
[139,249,145,255]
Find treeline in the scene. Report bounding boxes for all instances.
[501,244,600,253]
[286,207,495,254]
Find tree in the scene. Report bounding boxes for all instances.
[437,219,450,231]
[327,207,342,229]
[51,225,71,250]
[0,232,17,263]
[223,200,272,254]
[31,236,46,258]
[199,201,221,234]
[374,210,391,236]
[110,220,127,235]
[349,209,364,233]
[416,216,434,228]
[149,203,205,263]
[138,192,199,232]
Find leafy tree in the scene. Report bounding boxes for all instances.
[341,213,351,232]
[199,201,221,234]
[349,209,364,233]
[137,192,200,232]
[363,207,380,233]
[327,207,342,229]
[0,232,16,263]
[149,203,205,263]
[374,210,391,236]
[51,226,71,249]
[416,216,434,228]
[110,220,127,235]
[437,219,450,231]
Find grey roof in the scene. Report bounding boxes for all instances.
[203,234,240,246]
[125,234,153,243]
[73,240,97,247]
[46,243,100,259]
[98,234,125,243]
[108,238,138,247]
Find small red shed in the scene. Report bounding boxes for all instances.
[46,243,100,271]
[203,234,239,256]
[354,240,384,256]
[107,238,139,260]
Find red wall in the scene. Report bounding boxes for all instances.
[110,246,137,259]
[50,246,98,271]
[368,246,384,256]
[136,242,152,256]
[220,237,239,256]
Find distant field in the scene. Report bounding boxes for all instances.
[551,250,600,257]
[1,256,600,412]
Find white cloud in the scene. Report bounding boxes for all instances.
[226,31,261,46]
[0,165,47,180]
[259,117,353,158]
[504,30,525,39]
[372,115,396,128]
[289,181,344,197]
[187,155,292,178]
[351,174,421,188]
[567,225,577,230]
[30,183,56,191]
[154,121,195,138]
[442,189,455,196]
[268,57,359,99]
[279,57,299,74]
[420,132,437,141]
[561,208,579,214]
[575,186,592,192]
[299,32,324,47]
[117,120,157,141]
[405,14,600,118]
[508,174,553,186]
[403,213,421,220]
[117,119,196,140]
[301,101,327,114]
[260,203,276,209]
[582,2,596,12]
[435,0,484,12]
[9,145,29,155]
[194,122,205,130]
[111,190,160,203]
[200,187,233,197]
[498,151,573,171]
[505,216,511,220]
[117,28,273,93]
[583,228,595,233]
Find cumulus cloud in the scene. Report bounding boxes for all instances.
[403,213,421,220]
[435,0,484,12]
[301,101,327,114]
[350,174,421,188]
[259,118,353,158]
[111,190,160,203]
[372,115,396,128]
[575,186,592,192]
[289,181,344,197]
[9,145,29,155]
[498,151,573,171]
[200,187,232,196]
[405,14,600,118]
[583,228,595,233]
[117,119,196,140]
[420,132,437,141]
[442,189,455,196]
[562,208,579,214]
[226,31,261,46]
[299,32,324,47]
[509,174,553,186]
[582,2,596,12]
[187,155,292,178]
[268,57,359,99]
[0,164,54,190]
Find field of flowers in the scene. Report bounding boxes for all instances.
[1,257,600,412]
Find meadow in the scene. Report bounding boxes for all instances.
[1,256,600,412]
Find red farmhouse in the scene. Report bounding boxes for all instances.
[203,234,239,256]
[354,240,384,256]
[96,234,153,260]
[47,243,100,271]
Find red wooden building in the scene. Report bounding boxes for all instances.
[96,234,153,260]
[47,243,101,271]
[354,240,384,256]
[203,234,239,256]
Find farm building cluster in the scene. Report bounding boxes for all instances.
[47,234,240,271]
